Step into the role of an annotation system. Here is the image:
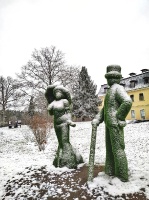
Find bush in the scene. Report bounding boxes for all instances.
[28,114,52,151]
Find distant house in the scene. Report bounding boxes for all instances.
[98,69,149,121]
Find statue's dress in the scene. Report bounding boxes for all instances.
[51,99,83,168]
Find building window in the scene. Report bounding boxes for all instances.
[144,77,149,84]
[130,80,137,88]
[131,110,135,119]
[130,81,135,88]
[130,95,134,102]
[140,109,145,120]
[139,93,144,101]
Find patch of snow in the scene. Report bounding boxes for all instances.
[0,122,149,199]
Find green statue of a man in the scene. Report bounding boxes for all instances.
[92,65,132,182]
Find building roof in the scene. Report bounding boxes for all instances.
[98,71,149,96]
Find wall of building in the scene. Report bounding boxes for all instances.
[98,87,149,121]
[98,95,104,110]
[127,87,149,120]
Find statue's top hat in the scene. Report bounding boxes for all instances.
[105,65,122,79]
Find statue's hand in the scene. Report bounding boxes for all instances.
[70,123,76,127]
[67,120,76,127]
[91,119,99,127]
[116,112,126,127]
[117,119,126,127]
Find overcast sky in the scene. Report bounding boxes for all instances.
[0,0,149,91]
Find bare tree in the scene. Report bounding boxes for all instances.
[0,76,23,124]
[27,92,48,119]
[17,46,80,97]
[34,91,47,115]
[17,46,65,93]
[59,65,80,96]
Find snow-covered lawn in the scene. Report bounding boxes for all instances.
[0,121,149,199]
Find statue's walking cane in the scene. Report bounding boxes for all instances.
[88,124,97,182]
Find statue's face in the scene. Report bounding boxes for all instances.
[55,90,63,100]
[107,78,120,86]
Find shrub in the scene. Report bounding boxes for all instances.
[28,114,52,151]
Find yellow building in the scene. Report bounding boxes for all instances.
[98,69,149,121]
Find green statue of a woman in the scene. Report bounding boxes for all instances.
[45,84,83,169]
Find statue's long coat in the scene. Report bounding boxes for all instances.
[99,83,132,126]
[97,83,132,181]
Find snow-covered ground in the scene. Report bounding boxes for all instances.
[0,121,149,199]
